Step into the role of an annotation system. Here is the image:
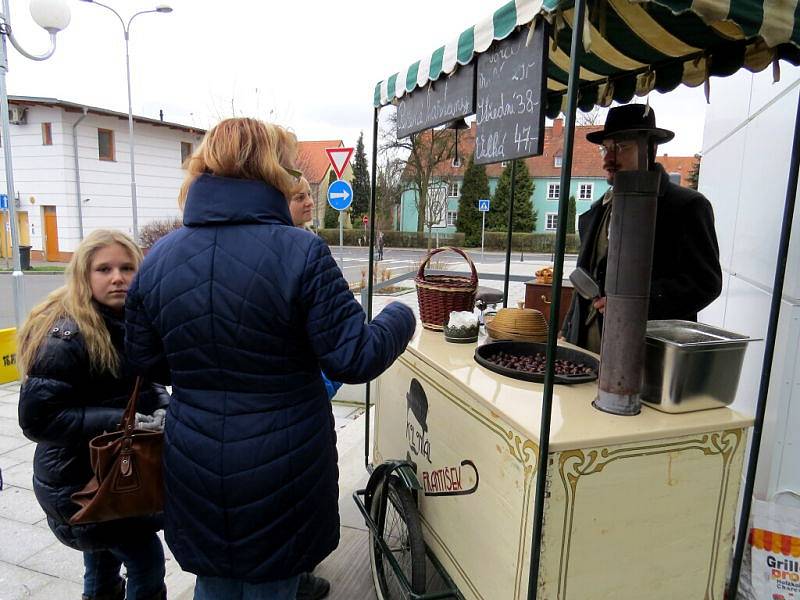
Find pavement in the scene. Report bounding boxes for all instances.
[0,253,577,598]
[0,381,370,600]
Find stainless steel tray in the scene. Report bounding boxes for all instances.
[642,320,757,413]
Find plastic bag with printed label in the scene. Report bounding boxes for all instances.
[749,499,800,600]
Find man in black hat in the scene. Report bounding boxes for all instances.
[561,104,722,352]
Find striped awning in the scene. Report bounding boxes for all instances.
[374,0,800,116]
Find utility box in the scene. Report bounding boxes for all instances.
[0,328,19,383]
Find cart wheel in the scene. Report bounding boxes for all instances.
[369,475,426,599]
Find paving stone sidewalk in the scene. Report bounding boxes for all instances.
[0,382,368,600]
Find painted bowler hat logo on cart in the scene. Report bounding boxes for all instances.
[404,378,480,497]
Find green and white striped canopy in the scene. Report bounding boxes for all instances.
[374,0,800,116]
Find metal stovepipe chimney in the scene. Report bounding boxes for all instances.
[594,167,660,415]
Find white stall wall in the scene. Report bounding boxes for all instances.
[699,66,800,505]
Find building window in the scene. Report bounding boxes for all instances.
[181,141,193,165]
[547,182,560,200]
[448,181,459,197]
[554,155,562,168]
[669,172,681,185]
[98,129,115,161]
[546,213,558,231]
[446,210,458,226]
[578,183,593,200]
[41,122,53,145]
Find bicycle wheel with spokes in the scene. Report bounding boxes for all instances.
[369,475,427,599]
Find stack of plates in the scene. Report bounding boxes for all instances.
[485,304,548,342]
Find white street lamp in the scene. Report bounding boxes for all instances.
[1,0,71,328]
[80,0,173,242]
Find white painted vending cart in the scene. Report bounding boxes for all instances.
[355,0,799,598]
[367,330,751,599]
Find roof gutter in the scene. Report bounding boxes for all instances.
[72,107,88,240]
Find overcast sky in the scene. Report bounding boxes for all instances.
[8,0,707,157]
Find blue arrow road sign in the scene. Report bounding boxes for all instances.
[327,180,353,211]
[0,194,7,211]
[478,199,490,212]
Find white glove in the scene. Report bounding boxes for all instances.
[134,409,166,432]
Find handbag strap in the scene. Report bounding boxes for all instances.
[119,377,143,436]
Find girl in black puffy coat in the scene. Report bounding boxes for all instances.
[17,230,169,600]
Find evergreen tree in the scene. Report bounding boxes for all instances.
[456,153,489,246]
[488,159,536,232]
[567,195,577,234]
[350,132,371,217]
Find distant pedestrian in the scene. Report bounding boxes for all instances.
[377,230,385,261]
[17,229,169,600]
[125,117,416,600]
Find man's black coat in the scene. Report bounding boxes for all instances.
[562,164,722,347]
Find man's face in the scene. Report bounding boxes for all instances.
[600,138,639,184]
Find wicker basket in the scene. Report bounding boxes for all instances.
[415,247,478,331]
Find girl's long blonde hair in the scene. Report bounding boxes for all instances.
[17,230,143,377]
[178,117,299,210]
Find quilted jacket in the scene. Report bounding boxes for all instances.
[18,305,169,552]
[125,173,416,582]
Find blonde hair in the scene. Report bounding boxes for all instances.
[291,176,311,197]
[17,230,143,377]
[179,117,299,209]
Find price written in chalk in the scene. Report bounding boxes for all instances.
[474,22,549,165]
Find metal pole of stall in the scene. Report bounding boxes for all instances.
[527,3,585,598]
[364,106,380,470]
[727,89,800,600]
[503,160,517,307]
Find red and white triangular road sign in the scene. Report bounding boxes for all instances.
[326,147,354,180]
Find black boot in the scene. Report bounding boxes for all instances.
[296,573,330,600]
[81,579,125,600]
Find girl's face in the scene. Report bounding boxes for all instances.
[289,187,315,226]
[89,243,137,312]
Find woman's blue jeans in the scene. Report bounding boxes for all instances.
[82,533,165,599]
[194,574,300,600]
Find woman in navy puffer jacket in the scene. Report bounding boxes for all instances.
[125,118,416,599]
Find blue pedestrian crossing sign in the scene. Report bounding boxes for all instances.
[478,199,490,212]
[327,180,353,211]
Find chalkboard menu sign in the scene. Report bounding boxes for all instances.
[396,63,475,139]
[474,22,549,165]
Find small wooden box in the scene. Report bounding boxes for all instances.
[524,279,574,329]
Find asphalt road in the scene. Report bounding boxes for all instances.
[0,246,568,329]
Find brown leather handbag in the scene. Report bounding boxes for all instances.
[70,378,164,524]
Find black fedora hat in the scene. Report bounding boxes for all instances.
[586,104,674,144]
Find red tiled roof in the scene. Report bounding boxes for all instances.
[431,119,607,178]
[429,120,697,182]
[297,140,344,184]
[658,154,699,187]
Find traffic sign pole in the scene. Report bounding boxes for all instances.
[339,211,344,271]
[481,211,486,264]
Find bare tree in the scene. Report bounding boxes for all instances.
[575,106,606,126]
[375,152,405,231]
[424,179,451,250]
[381,110,454,234]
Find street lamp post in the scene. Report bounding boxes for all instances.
[80,1,172,242]
[1,0,71,328]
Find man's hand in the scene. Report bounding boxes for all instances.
[593,297,607,314]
